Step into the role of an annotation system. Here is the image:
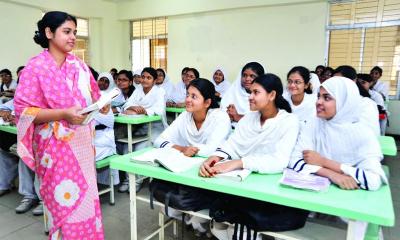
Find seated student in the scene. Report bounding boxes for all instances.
[211,67,231,101]
[320,66,334,83]
[169,67,199,107]
[112,70,135,113]
[315,65,325,82]
[132,69,143,88]
[357,73,387,136]
[220,62,264,126]
[16,66,25,83]
[309,72,321,93]
[0,69,18,103]
[118,67,168,192]
[334,65,380,137]
[156,68,174,102]
[370,66,389,101]
[154,78,231,236]
[109,68,118,83]
[95,73,119,186]
[289,77,387,191]
[0,100,43,215]
[200,74,300,240]
[283,66,316,126]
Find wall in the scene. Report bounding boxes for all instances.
[167,2,328,82]
[387,100,400,135]
[0,0,131,74]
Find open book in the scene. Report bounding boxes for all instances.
[131,148,204,173]
[78,88,121,125]
[215,169,251,182]
[279,168,331,192]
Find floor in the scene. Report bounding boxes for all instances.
[0,139,399,240]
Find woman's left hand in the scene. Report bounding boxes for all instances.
[99,104,111,114]
[303,150,325,166]
[209,160,242,174]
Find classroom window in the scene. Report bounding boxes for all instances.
[131,17,168,71]
[327,0,400,99]
[72,18,90,64]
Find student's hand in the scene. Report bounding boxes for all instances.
[64,106,87,125]
[175,102,185,108]
[215,92,221,98]
[166,101,175,107]
[329,172,359,190]
[99,104,110,114]
[123,109,137,115]
[227,104,241,122]
[199,156,222,177]
[303,150,325,166]
[127,106,146,114]
[210,160,243,174]
[3,112,15,124]
[181,146,199,157]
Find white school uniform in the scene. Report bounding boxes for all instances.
[154,109,231,156]
[211,67,231,98]
[373,80,389,100]
[171,80,187,104]
[289,77,387,191]
[213,110,300,174]
[284,93,317,126]
[157,74,175,102]
[360,97,380,137]
[1,79,17,91]
[309,73,321,95]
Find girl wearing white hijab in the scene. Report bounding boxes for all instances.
[211,67,231,100]
[132,68,143,89]
[289,77,387,191]
[220,62,264,125]
[95,73,119,186]
[156,68,175,102]
[309,72,321,94]
[284,66,317,126]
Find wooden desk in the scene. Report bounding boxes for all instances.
[110,149,395,240]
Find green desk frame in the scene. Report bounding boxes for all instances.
[166,107,185,119]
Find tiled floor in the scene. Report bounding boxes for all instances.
[0,140,399,240]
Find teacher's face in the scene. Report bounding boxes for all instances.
[47,20,77,53]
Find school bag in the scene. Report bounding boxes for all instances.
[209,194,309,240]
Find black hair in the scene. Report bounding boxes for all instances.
[142,67,158,81]
[357,73,373,83]
[88,66,99,80]
[0,69,12,77]
[16,66,25,75]
[156,68,166,78]
[118,70,133,81]
[315,65,325,72]
[181,67,190,75]
[187,78,219,109]
[334,65,357,80]
[253,73,292,113]
[323,67,334,76]
[355,80,371,98]
[242,62,265,76]
[33,11,77,48]
[370,66,383,75]
[187,68,200,78]
[110,68,118,73]
[287,66,312,94]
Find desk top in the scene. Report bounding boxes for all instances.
[111,148,395,227]
[0,125,17,134]
[378,136,397,156]
[114,115,162,124]
[166,107,185,113]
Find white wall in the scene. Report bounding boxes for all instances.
[387,100,400,135]
[167,2,328,82]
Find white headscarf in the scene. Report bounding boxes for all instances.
[133,68,143,88]
[97,72,115,94]
[309,73,320,95]
[211,67,231,98]
[157,73,175,101]
[220,71,250,115]
[314,77,383,169]
[171,80,187,104]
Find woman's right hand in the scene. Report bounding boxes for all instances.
[64,106,87,125]
[199,156,222,177]
[330,172,359,190]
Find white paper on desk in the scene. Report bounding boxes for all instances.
[78,88,121,125]
[215,169,251,182]
[131,148,204,173]
[279,168,331,192]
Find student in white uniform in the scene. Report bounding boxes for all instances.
[220,62,264,126]
[95,73,119,186]
[370,66,389,101]
[112,70,136,114]
[0,69,18,103]
[333,65,380,137]
[169,68,199,107]
[132,69,143,89]
[154,78,231,236]
[200,73,300,240]
[156,68,175,102]
[284,66,316,126]
[289,76,387,191]
[211,67,231,101]
[357,73,387,136]
[119,67,168,192]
